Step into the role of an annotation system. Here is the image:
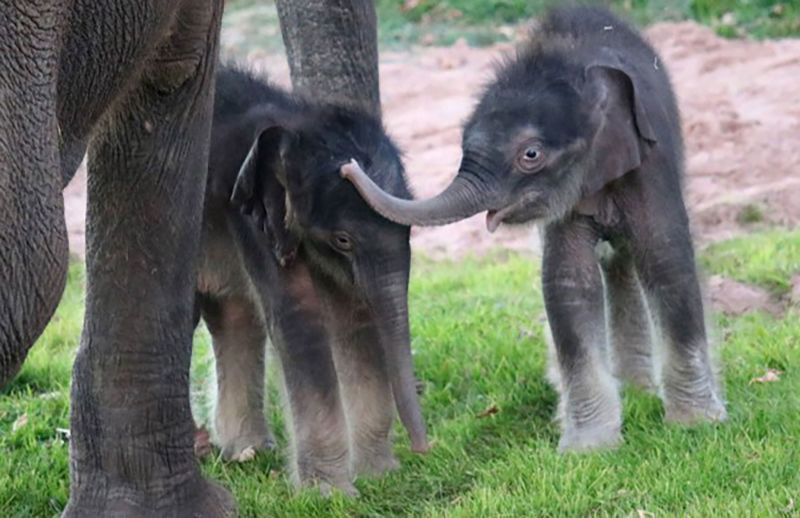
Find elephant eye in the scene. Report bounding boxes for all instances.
[517,143,546,173]
[331,231,354,252]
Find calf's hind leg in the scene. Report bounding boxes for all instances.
[630,208,726,424]
[599,243,656,391]
[201,294,275,462]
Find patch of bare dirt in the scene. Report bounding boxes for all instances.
[790,274,800,306]
[64,159,86,259]
[706,275,784,316]
[63,21,800,260]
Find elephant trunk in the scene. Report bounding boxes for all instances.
[341,160,493,227]
[371,268,429,453]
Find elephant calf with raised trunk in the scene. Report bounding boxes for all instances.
[196,66,428,495]
[343,6,727,452]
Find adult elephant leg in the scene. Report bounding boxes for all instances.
[0,3,70,389]
[542,218,622,452]
[276,0,380,116]
[63,1,234,515]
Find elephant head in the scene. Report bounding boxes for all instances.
[229,104,428,453]
[340,46,657,232]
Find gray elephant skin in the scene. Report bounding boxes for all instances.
[195,65,427,496]
[0,0,389,515]
[344,6,727,452]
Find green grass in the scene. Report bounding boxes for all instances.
[222,0,800,53]
[2,230,799,516]
[701,229,800,296]
[375,0,800,44]
[690,0,800,39]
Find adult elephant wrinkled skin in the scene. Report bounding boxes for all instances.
[0,0,381,515]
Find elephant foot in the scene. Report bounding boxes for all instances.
[352,446,400,478]
[558,419,622,453]
[664,392,727,425]
[295,454,359,498]
[219,432,276,462]
[554,356,623,453]
[557,381,623,453]
[662,365,727,425]
[297,471,359,498]
[317,479,360,498]
[63,475,236,517]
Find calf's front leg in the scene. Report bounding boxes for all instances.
[630,212,726,424]
[201,294,274,461]
[269,261,355,496]
[542,219,622,452]
[322,294,398,478]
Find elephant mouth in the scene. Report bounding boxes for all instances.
[485,194,543,233]
[485,208,509,233]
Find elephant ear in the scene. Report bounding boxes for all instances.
[231,126,300,266]
[582,49,657,197]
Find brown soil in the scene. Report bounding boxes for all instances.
[706,275,784,317]
[791,274,800,305]
[64,21,800,262]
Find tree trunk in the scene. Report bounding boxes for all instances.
[275,0,381,117]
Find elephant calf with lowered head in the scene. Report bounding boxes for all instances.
[196,65,428,495]
[343,6,727,452]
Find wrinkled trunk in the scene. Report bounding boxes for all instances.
[368,268,429,453]
[342,160,494,227]
[278,0,428,452]
[276,0,380,118]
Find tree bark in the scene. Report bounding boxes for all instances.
[275,0,381,117]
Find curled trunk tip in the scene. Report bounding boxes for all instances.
[340,159,491,227]
[372,288,430,455]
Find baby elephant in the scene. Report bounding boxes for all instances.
[195,66,427,495]
[343,6,726,451]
